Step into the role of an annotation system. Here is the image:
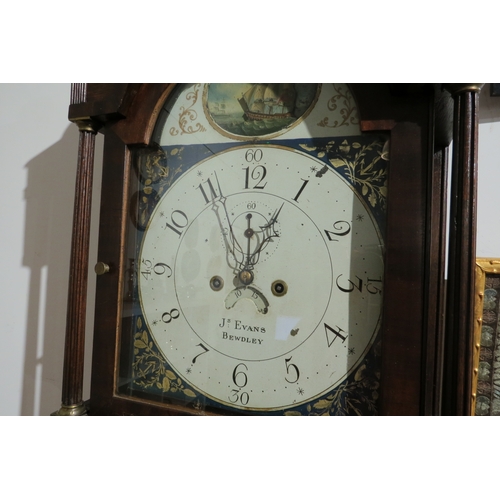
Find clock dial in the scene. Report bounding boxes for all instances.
[137,144,383,411]
[117,83,388,415]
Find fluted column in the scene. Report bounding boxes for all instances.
[442,84,483,415]
[53,84,101,415]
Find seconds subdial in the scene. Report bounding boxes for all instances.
[221,201,282,272]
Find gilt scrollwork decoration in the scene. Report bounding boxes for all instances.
[169,83,207,136]
[299,138,388,211]
[317,84,359,129]
[131,146,186,231]
[329,139,388,210]
[285,340,381,416]
[133,317,198,399]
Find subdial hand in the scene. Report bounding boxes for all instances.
[244,213,254,269]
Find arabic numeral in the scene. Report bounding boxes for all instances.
[191,343,209,364]
[232,363,248,387]
[228,389,250,405]
[243,165,267,190]
[229,363,250,405]
[165,210,188,236]
[284,357,300,383]
[336,274,363,293]
[162,308,180,324]
[366,278,383,295]
[197,177,219,204]
[324,220,351,241]
[324,323,347,347]
[141,259,172,280]
[141,259,153,280]
[336,275,383,294]
[293,178,309,202]
[245,149,263,162]
[153,263,172,277]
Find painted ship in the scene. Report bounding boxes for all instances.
[238,84,296,121]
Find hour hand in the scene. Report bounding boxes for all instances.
[210,174,244,268]
[212,203,241,270]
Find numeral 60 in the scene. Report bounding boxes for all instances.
[245,149,263,162]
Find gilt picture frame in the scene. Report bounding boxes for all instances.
[472,258,500,415]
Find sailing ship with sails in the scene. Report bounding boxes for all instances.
[238,84,297,121]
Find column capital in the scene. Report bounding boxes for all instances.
[444,84,484,96]
[71,116,102,134]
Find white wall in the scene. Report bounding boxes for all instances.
[0,84,101,416]
[478,86,500,257]
[1,83,498,416]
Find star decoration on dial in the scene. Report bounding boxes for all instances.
[297,387,305,396]
[186,367,192,374]
[348,347,356,355]
[356,214,364,222]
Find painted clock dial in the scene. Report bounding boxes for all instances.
[138,144,383,411]
[120,84,388,415]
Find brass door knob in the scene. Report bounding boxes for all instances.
[94,262,110,275]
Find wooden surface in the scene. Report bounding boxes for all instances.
[353,84,451,415]
[61,127,96,408]
[442,89,481,415]
[425,147,449,415]
[378,121,428,415]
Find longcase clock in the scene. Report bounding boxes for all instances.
[53,83,482,416]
